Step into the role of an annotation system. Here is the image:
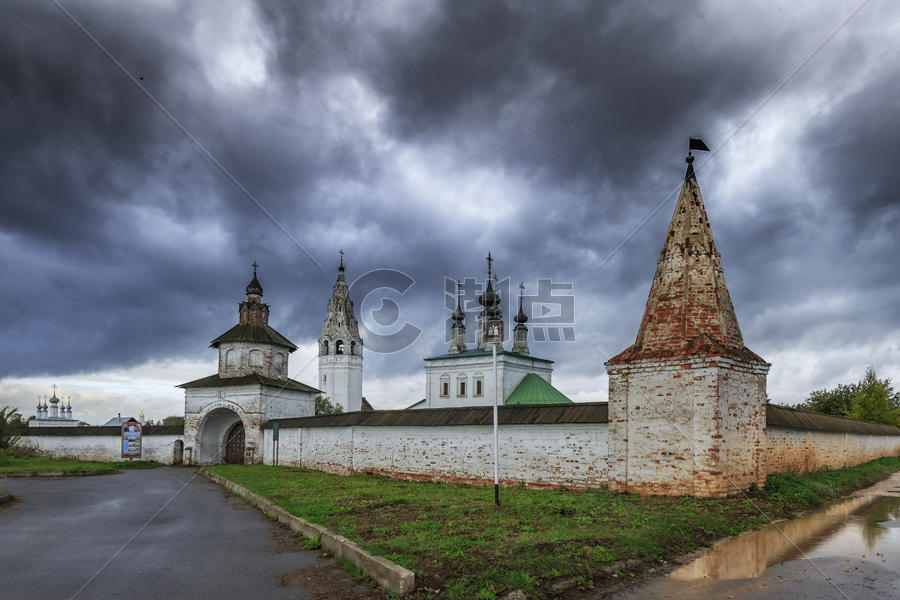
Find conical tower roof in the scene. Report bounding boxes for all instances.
[609,156,765,365]
[320,252,362,344]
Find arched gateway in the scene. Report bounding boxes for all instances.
[179,265,321,464]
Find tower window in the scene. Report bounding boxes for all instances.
[350,340,357,355]
[335,340,344,355]
[322,340,329,355]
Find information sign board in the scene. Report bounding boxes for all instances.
[121,420,142,458]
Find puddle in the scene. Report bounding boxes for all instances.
[614,473,900,600]
[671,494,900,581]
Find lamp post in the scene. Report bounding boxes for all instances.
[492,339,499,505]
[484,319,502,506]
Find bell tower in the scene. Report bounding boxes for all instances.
[318,251,364,412]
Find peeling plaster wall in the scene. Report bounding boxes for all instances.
[18,434,184,464]
[766,427,900,474]
[264,423,608,488]
[607,356,769,497]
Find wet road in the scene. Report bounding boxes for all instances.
[612,472,900,600]
[0,467,366,600]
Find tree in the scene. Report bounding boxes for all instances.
[0,406,22,450]
[315,395,343,416]
[798,383,858,417]
[162,415,185,426]
[846,367,900,426]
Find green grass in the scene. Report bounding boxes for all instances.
[208,456,900,599]
[0,448,161,474]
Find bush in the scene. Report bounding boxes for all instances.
[0,406,22,450]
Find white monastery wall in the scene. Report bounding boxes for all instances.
[19,433,184,464]
[766,426,900,475]
[263,422,608,488]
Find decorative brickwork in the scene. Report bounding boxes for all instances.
[606,155,770,497]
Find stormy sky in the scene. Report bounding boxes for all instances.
[2,0,899,423]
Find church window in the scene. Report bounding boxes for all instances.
[336,340,344,355]
[474,378,483,396]
[273,352,284,372]
[249,349,264,367]
[323,340,329,355]
[225,349,237,367]
[458,380,467,397]
[440,375,450,397]
[350,340,357,355]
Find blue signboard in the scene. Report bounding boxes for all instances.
[121,421,142,458]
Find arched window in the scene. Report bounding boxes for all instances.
[350,340,357,355]
[335,340,344,355]
[272,352,284,372]
[249,349,263,367]
[322,340,329,355]
[225,349,237,367]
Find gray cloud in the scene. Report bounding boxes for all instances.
[1,1,899,415]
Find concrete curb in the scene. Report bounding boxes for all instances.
[0,469,118,478]
[204,470,415,597]
[0,492,12,505]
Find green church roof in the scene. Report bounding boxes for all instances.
[505,374,572,406]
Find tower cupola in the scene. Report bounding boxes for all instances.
[210,263,297,380]
[477,252,504,349]
[449,280,467,354]
[512,282,529,355]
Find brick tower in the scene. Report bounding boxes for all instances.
[605,150,770,497]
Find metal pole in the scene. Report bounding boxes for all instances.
[493,341,499,506]
[273,422,279,467]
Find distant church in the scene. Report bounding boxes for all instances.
[413,253,571,409]
[29,386,85,427]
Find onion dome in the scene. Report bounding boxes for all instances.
[48,394,60,404]
[477,252,499,310]
[451,281,466,325]
[246,262,263,297]
[514,293,528,325]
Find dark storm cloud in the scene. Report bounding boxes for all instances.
[1,0,899,408]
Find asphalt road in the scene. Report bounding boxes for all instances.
[0,467,366,600]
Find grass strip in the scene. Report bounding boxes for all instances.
[0,449,161,474]
[208,456,900,599]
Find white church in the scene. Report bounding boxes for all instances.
[414,253,571,409]
[179,252,569,464]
